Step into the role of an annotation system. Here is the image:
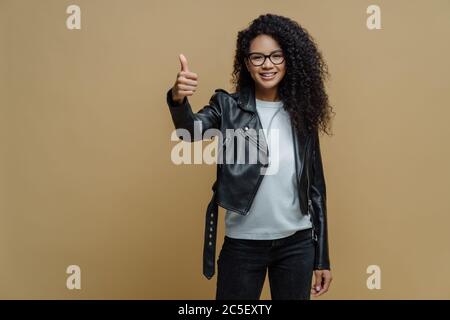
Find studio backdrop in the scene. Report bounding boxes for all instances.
[1,0,450,299]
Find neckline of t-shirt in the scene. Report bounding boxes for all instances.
[255,98,284,108]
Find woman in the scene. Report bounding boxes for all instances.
[166,13,334,300]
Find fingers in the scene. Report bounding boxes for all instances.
[311,270,332,297]
[177,83,197,92]
[176,89,195,96]
[311,270,324,297]
[173,86,195,96]
[176,76,198,87]
[320,272,332,295]
[178,70,198,81]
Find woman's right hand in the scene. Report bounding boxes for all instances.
[171,53,198,104]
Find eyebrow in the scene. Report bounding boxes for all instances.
[248,49,283,55]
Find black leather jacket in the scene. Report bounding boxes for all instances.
[166,85,330,279]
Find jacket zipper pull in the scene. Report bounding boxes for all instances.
[308,199,318,242]
[312,228,318,242]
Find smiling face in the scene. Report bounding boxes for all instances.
[244,34,286,101]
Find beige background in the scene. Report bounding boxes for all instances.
[1,0,450,299]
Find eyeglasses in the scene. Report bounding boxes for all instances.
[246,50,285,66]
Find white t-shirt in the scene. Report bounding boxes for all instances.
[224,98,312,240]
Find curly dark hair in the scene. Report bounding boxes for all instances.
[231,13,335,136]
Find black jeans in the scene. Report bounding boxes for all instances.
[216,228,315,300]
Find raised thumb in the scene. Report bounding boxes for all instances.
[179,53,189,72]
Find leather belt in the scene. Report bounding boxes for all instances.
[202,180,218,280]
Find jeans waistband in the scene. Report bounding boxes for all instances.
[224,228,313,247]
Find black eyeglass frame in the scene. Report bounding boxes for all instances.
[246,50,285,66]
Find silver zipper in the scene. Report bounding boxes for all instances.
[241,113,269,215]
[236,127,269,156]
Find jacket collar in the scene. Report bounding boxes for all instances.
[236,84,309,138]
[238,84,257,113]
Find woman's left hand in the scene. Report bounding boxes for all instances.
[311,269,332,297]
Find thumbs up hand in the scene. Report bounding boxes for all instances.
[171,54,198,104]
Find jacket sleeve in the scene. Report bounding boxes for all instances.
[310,130,331,270]
[166,87,222,142]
